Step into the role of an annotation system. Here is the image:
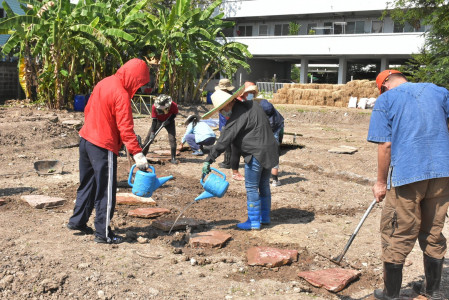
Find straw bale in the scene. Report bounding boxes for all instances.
[284,84,291,89]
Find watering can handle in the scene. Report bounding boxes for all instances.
[128,164,136,187]
[201,167,226,185]
[128,164,155,187]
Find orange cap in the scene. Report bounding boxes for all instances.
[376,70,403,93]
[237,81,258,101]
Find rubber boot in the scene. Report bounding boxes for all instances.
[170,147,178,164]
[413,254,444,300]
[237,199,261,230]
[218,148,231,169]
[374,262,403,300]
[260,196,271,225]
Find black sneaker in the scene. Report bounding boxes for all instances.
[67,223,94,235]
[94,235,123,244]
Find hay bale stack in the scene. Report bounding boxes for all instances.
[271,80,379,107]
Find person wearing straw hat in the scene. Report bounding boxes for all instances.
[201,87,279,230]
[214,79,235,170]
[239,82,285,187]
[368,70,449,300]
[179,115,216,156]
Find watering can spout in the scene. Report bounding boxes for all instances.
[153,175,173,190]
[195,191,215,201]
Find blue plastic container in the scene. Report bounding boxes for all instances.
[74,95,86,112]
[206,92,213,104]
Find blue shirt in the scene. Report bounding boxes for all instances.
[367,82,449,187]
[182,121,216,144]
[259,99,284,133]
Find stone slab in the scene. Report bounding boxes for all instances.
[189,230,232,248]
[247,247,298,268]
[152,218,206,232]
[116,193,156,206]
[298,268,361,292]
[21,195,66,209]
[128,207,170,218]
[328,145,358,154]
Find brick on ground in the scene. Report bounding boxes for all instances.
[128,207,170,218]
[189,231,232,248]
[247,246,298,268]
[116,193,156,206]
[298,268,361,292]
[152,218,206,232]
[21,195,66,209]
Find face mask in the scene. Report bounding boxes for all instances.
[246,93,254,101]
[220,109,232,119]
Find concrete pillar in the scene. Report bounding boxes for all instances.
[338,57,347,84]
[300,58,308,84]
[380,57,389,72]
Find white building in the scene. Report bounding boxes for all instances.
[218,0,427,85]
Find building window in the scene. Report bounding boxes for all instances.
[222,27,234,37]
[372,21,383,33]
[274,24,289,36]
[259,24,268,36]
[394,21,424,33]
[346,21,365,34]
[324,22,333,35]
[307,23,317,35]
[237,25,253,36]
[333,22,346,34]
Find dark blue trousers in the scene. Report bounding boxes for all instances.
[68,138,117,240]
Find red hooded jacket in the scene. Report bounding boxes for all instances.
[79,58,150,155]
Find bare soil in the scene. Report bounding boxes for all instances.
[0,101,448,299]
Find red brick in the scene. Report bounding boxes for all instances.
[189,231,232,248]
[128,207,170,218]
[247,247,298,268]
[298,268,361,292]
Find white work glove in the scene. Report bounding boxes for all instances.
[134,152,148,170]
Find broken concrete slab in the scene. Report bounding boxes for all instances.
[189,231,231,248]
[21,195,66,209]
[328,145,358,154]
[247,247,298,268]
[116,193,156,206]
[128,207,170,218]
[298,268,361,292]
[152,218,206,232]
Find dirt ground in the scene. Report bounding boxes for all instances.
[0,100,448,300]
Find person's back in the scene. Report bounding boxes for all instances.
[368,82,449,186]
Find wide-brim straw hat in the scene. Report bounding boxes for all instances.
[215,78,235,91]
[243,82,259,97]
[202,85,244,120]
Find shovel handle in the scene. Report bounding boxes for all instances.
[333,199,377,264]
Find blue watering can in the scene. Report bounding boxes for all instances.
[195,168,229,201]
[128,164,173,197]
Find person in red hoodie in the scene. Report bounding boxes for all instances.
[67,58,150,244]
